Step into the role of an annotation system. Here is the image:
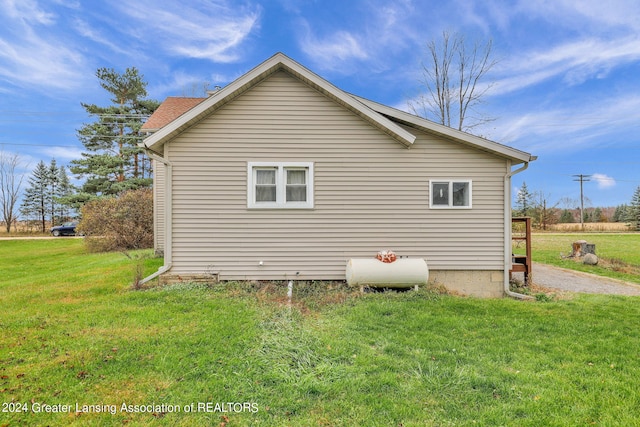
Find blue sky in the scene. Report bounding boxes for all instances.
[1,0,639,209]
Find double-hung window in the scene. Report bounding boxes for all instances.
[429,180,472,209]
[248,162,314,209]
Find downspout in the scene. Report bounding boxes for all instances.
[504,160,534,300]
[140,148,172,285]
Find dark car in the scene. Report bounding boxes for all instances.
[50,221,78,237]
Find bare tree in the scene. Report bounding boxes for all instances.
[532,191,559,230]
[0,150,25,233]
[410,31,497,133]
[558,196,578,210]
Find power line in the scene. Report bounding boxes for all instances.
[0,110,148,115]
[0,112,149,118]
[573,174,591,230]
[0,142,80,148]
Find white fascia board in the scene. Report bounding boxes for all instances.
[353,95,536,164]
[143,53,416,151]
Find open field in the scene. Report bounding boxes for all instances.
[0,221,51,236]
[545,222,632,232]
[516,233,640,284]
[2,239,640,425]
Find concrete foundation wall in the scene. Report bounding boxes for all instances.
[429,270,504,298]
[159,274,218,286]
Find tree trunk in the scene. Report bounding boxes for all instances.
[41,200,46,233]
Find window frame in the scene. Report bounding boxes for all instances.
[247,162,314,209]
[429,179,473,209]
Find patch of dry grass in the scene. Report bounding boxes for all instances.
[546,222,632,232]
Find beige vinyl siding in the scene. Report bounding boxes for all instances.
[153,158,165,252]
[166,70,507,280]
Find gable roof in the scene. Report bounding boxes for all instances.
[141,52,535,165]
[142,52,416,151]
[141,97,206,132]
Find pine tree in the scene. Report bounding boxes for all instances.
[560,209,574,223]
[515,182,532,216]
[20,160,75,232]
[20,161,51,232]
[593,207,604,223]
[70,67,159,196]
[48,159,60,226]
[54,166,75,222]
[612,204,627,222]
[630,186,640,230]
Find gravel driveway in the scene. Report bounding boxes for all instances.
[527,262,640,296]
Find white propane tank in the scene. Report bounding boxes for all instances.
[346,258,429,288]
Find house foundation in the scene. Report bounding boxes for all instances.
[158,274,219,286]
[157,270,504,297]
[429,270,504,298]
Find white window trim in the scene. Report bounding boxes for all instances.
[247,162,314,209]
[429,179,473,209]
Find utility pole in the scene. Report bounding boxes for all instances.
[573,174,591,231]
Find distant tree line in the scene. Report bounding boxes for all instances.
[20,159,73,232]
[514,182,640,231]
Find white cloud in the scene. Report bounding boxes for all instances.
[73,18,130,56]
[592,173,616,189]
[448,1,640,98]
[517,0,640,33]
[298,24,369,71]
[0,35,87,91]
[40,146,84,161]
[485,91,640,154]
[0,0,57,25]
[0,1,89,91]
[296,1,419,73]
[112,0,261,63]
[493,36,640,95]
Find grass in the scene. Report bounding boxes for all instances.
[546,222,632,232]
[2,239,640,425]
[514,233,640,284]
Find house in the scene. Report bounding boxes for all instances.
[140,53,536,298]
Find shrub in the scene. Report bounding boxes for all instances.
[78,188,153,252]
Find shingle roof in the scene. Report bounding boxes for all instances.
[141,97,206,131]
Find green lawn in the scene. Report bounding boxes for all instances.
[519,233,640,284]
[2,239,640,426]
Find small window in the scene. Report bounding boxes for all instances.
[248,162,314,209]
[255,168,277,202]
[430,180,472,209]
[286,169,307,202]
